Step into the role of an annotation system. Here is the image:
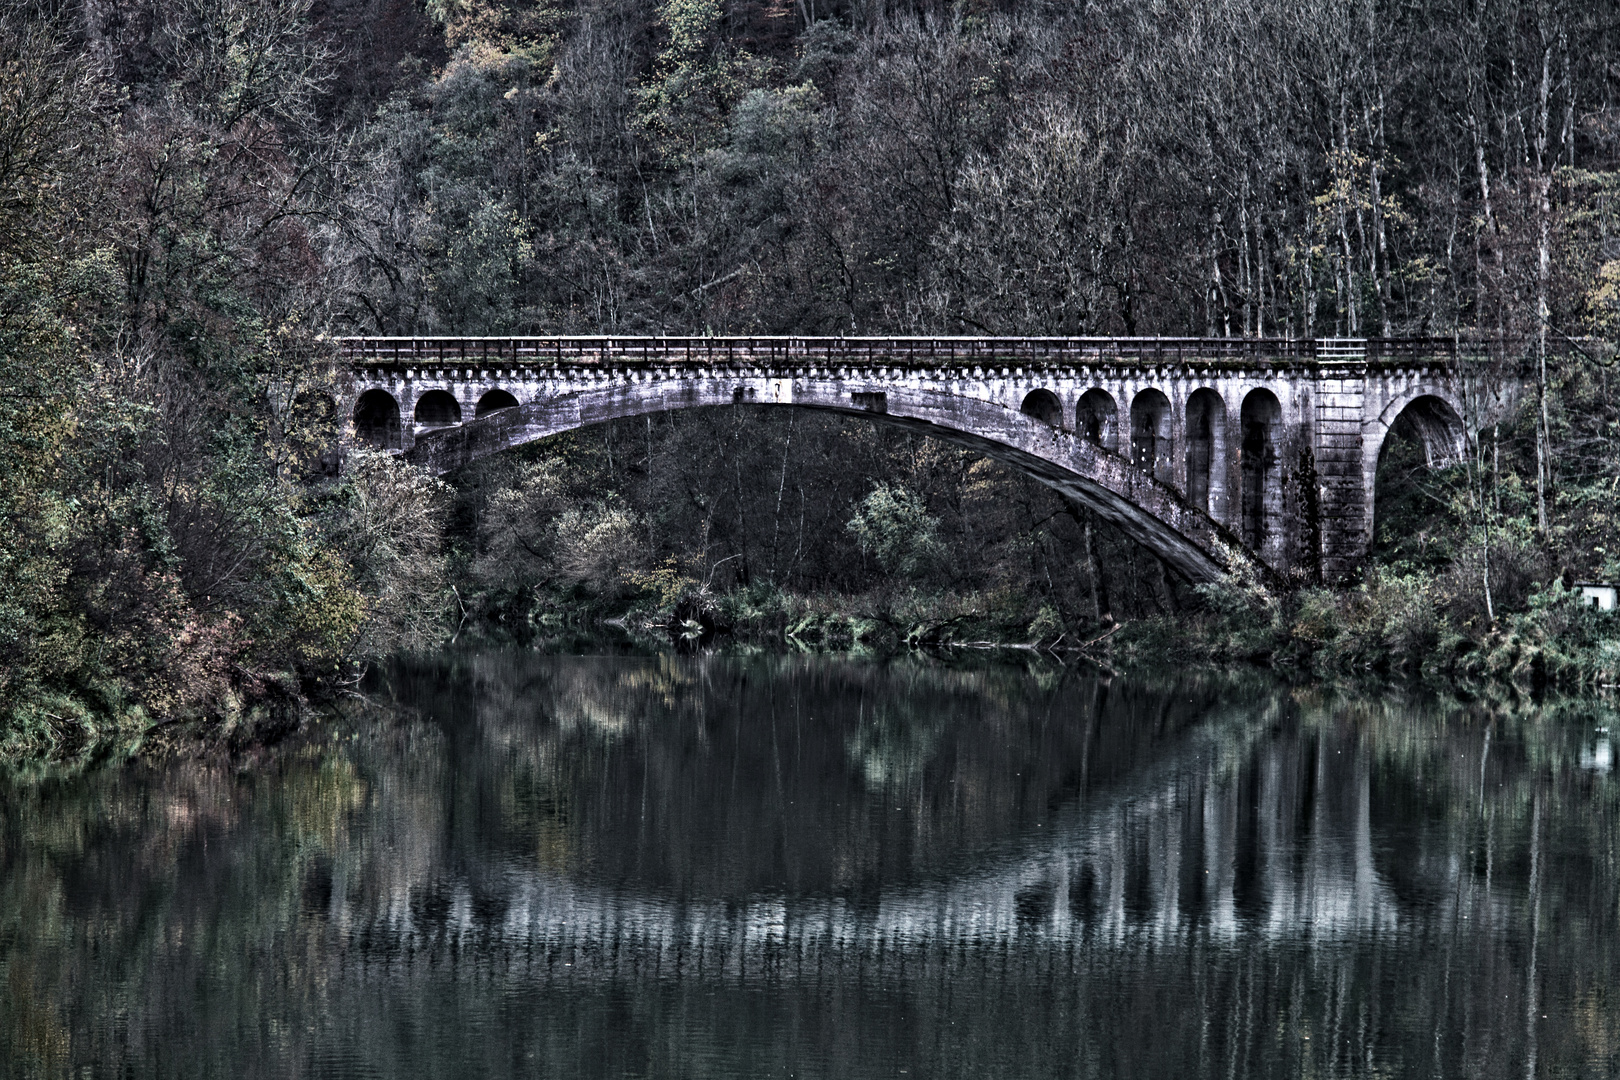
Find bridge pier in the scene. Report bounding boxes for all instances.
[1314,356,1370,582]
[341,337,1482,586]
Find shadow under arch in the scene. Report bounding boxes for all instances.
[406,386,1273,585]
[1078,389,1119,452]
[1370,392,1468,550]
[1021,388,1063,427]
[414,389,462,429]
[1371,393,1466,468]
[1240,388,1281,554]
[353,389,402,450]
[1130,389,1172,482]
[1185,388,1226,516]
[476,389,521,417]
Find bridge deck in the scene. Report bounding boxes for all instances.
[339,335,1501,368]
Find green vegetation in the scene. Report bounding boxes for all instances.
[1123,331,1620,686]
[1,0,1619,755]
[435,358,1620,686]
[0,7,453,755]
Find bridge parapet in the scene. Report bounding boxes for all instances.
[340,334,1481,370]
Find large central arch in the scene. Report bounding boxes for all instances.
[400,376,1264,584]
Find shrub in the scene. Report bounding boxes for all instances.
[846,485,943,579]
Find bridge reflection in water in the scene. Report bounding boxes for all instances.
[355,677,1402,963]
[4,653,1616,1079]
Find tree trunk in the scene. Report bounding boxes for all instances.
[1336,104,1359,335]
[1366,89,1392,336]
[1533,39,1554,532]
[1468,96,1501,335]
[1239,174,1253,337]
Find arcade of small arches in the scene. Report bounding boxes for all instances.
[350,379,1303,553]
[342,339,1481,584]
[1015,384,1289,553]
[356,386,522,434]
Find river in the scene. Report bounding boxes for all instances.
[2,651,1617,1078]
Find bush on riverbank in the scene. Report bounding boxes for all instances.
[466,571,1085,654]
[1116,572,1620,689]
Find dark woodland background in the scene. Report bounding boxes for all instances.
[3,0,1620,744]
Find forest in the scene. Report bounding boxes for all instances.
[2,0,1619,751]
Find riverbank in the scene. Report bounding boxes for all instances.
[1120,574,1620,688]
[6,585,1614,769]
[491,578,1100,655]
[471,566,1620,691]
[6,557,1616,766]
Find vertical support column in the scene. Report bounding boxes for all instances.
[1169,374,1187,496]
[397,373,418,453]
[1314,353,1368,581]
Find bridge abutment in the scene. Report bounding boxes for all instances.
[1314,357,1371,582]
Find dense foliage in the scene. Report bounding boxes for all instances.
[0,1,453,752]
[2,0,1619,751]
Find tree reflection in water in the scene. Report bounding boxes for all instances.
[2,652,1618,1078]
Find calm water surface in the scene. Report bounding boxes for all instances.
[3,652,1619,1078]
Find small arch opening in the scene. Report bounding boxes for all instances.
[414,389,462,429]
[1021,388,1063,427]
[476,389,520,417]
[1184,388,1226,514]
[353,389,402,450]
[1373,394,1468,565]
[1130,389,1173,481]
[1078,389,1118,451]
[1240,389,1281,550]
[1384,394,1465,467]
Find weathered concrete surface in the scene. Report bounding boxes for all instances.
[343,337,1484,583]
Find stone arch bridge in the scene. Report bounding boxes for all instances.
[341,336,1490,583]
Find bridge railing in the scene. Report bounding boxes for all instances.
[338,335,1553,366]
